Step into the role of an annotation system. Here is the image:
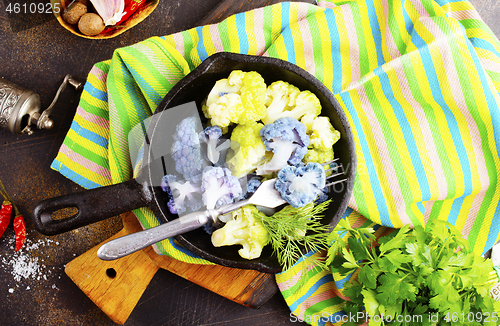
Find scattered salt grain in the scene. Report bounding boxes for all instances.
[1,254,42,282]
[1,237,61,293]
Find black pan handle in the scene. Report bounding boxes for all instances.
[32,179,152,235]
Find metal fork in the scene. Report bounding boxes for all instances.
[97,159,346,261]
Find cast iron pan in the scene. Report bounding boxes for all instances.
[32,52,357,273]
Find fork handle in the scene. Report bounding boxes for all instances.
[97,209,217,261]
[97,199,252,261]
[216,198,251,216]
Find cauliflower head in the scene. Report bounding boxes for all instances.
[303,147,334,165]
[199,125,230,165]
[227,122,267,178]
[205,93,242,129]
[211,205,270,260]
[237,71,268,125]
[304,115,340,149]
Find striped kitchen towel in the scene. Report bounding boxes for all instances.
[51,0,500,324]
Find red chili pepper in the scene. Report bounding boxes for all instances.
[101,0,147,34]
[13,215,26,251]
[0,200,12,238]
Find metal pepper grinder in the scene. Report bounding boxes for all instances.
[0,74,83,135]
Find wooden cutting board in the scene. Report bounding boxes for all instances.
[65,212,278,325]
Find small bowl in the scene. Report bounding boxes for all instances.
[154,53,357,273]
[51,0,159,39]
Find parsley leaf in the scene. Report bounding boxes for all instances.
[362,288,380,316]
[378,249,411,273]
[358,264,378,289]
[378,224,410,253]
[341,247,360,269]
[376,272,417,306]
[343,279,364,306]
[329,254,356,277]
[348,236,372,261]
[405,242,435,270]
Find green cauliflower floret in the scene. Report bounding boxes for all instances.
[202,70,267,130]
[227,122,267,178]
[262,81,322,125]
[211,205,270,260]
[301,114,340,165]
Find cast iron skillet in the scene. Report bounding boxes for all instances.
[32,52,356,273]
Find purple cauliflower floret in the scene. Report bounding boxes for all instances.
[171,116,205,182]
[199,125,230,165]
[161,174,202,214]
[246,177,262,194]
[160,176,177,214]
[203,221,217,235]
[237,176,263,200]
[201,166,243,210]
[315,187,329,204]
[256,117,310,175]
[274,162,326,208]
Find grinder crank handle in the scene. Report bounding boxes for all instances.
[31,74,84,131]
[32,179,151,236]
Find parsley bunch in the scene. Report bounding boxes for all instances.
[326,218,500,325]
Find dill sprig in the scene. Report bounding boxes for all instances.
[259,199,332,272]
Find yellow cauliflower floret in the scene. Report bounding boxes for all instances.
[309,116,340,149]
[238,71,267,125]
[227,122,267,178]
[206,78,240,107]
[206,93,242,129]
[211,205,270,260]
[204,70,267,130]
[263,81,321,125]
[301,115,340,165]
[304,147,334,164]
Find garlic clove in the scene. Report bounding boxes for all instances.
[89,0,125,26]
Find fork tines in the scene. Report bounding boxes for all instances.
[322,158,347,188]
